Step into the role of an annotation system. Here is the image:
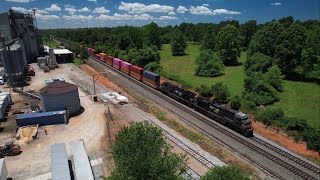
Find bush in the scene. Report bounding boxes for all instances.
[144,62,163,74]
[201,166,250,180]
[196,84,213,98]
[211,82,230,103]
[257,108,284,126]
[242,100,256,111]
[281,117,311,132]
[302,129,320,151]
[195,50,225,77]
[230,95,241,110]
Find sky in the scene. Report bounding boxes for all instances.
[0,0,319,29]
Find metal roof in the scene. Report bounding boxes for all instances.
[53,49,73,55]
[51,143,71,180]
[16,110,66,119]
[70,140,94,180]
[40,81,78,95]
[144,70,160,77]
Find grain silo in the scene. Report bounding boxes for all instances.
[39,81,80,116]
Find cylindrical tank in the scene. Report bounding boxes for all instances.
[39,81,81,116]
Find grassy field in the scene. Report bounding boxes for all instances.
[160,44,320,128]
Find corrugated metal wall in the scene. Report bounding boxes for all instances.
[41,89,81,116]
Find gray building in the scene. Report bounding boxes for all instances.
[39,81,81,116]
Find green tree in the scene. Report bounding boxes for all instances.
[79,46,88,63]
[144,22,162,49]
[215,24,241,66]
[239,20,257,48]
[144,62,163,74]
[117,32,133,50]
[245,52,275,75]
[131,46,160,67]
[196,84,213,98]
[111,122,187,180]
[170,29,188,56]
[275,24,307,79]
[230,95,241,111]
[201,166,250,180]
[211,82,230,103]
[278,16,294,28]
[201,32,216,51]
[195,50,224,77]
[249,22,284,57]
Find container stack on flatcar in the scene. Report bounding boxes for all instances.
[130,65,144,81]
[99,53,107,63]
[106,56,113,66]
[87,47,253,137]
[143,70,160,89]
[121,61,131,75]
[113,58,122,70]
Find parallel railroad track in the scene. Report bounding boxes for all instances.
[88,56,320,180]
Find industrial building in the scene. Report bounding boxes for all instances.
[39,81,81,116]
[0,9,44,86]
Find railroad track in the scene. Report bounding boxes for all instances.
[88,56,320,180]
[252,137,320,176]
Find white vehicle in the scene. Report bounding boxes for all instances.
[0,76,4,85]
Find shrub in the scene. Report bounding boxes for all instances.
[242,100,256,111]
[211,82,230,103]
[302,130,320,151]
[230,95,241,110]
[257,108,284,126]
[196,84,213,98]
[201,166,250,180]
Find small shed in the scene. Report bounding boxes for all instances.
[53,49,73,63]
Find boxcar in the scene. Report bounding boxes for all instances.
[143,70,160,89]
[113,58,122,70]
[121,61,132,75]
[130,65,144,81]
[106,56,113,66]
[99,53,107,63]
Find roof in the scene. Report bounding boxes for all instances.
[70,141,94,180]
[113,58,122,62]
[40,81,78,95]
[17,110,66,119]
[53,49,73,55]
[121,61,131,65]
[144,70,160,77]
[51,143,71,180]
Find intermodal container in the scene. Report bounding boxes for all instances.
[121,61,132,75]
[113,58,122,70]
[87,48,91,55]
[99,53,107,62]
[94,54,100,60]
[16,110,68,127]
[91,49,96,56]
[130,65,144,81]
[71,140,94,180]
[106,56,113,66]
[143,70,160,89]
[51,143,71,180]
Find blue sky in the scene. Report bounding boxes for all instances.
[0,0,319,29]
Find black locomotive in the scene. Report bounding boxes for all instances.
[160,82,253,137]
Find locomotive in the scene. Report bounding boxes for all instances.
[87,47,254,137]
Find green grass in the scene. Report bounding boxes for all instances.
[160,44,246,96]
[160,44,320,128]
[73,58,81,66]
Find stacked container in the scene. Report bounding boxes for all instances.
[0,93,10,121]
[106,56,113,66]
[130,65,144,81]
[87,48,96,56]
[0,92,12,104]
[113,58,122,70]
[121,61,132,75]
[99,53,107,63]
[143,70,160,89]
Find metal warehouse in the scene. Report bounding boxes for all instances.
[39,81,80,116]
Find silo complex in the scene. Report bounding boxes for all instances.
[40,81,81,116]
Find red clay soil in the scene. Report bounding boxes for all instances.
[80,64,123,93]
[253,121,319,159]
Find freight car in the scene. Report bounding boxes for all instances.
[87,47,253,137]
[160,82,195,108]
[195,97,253,137]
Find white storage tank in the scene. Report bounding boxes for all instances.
[40,81,80,116]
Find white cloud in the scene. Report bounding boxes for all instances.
[168,12,176,16]
[118,2,174,14]
[202,4,210,7]
[176,6,188,13]
[37,13,60,20]
[96,13,154,21]
[65,7,77,14]
[6,0,34,3]
[189,6,241,15]
[88,0,97,2]
[45,4,61,11]
[159,16,178,20]
[11,7,28,13]
[93,7,110,14]
[270,2,282,6]
[63,15,94,21]
[32,8,49,14]
[78,7,90,12]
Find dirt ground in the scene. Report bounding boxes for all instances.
[0,63,107,179]
[253,121,319,159]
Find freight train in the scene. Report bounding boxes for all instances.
[87,48,253,137]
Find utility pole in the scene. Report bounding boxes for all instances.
[92,71,111,99]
